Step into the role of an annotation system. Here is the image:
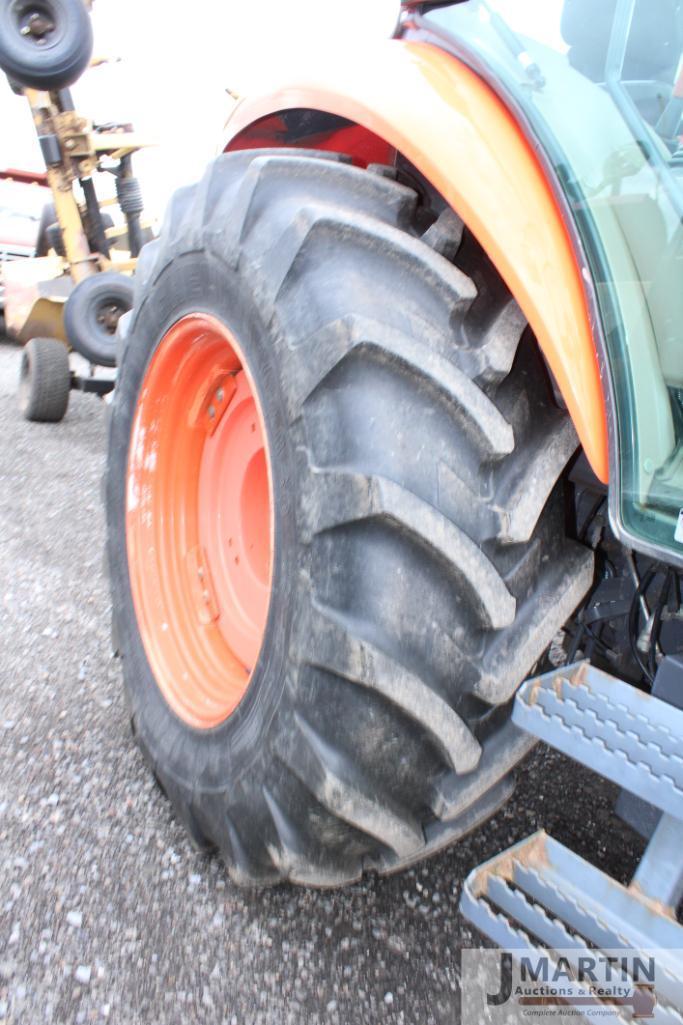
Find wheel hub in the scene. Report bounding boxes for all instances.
[22,11,54,38]
[18,5,55,42]
[126,314,274,728]
[96,302,123,334]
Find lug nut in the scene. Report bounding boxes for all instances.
[22,12,54,38]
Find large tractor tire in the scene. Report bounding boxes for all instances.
[106,150,594,886]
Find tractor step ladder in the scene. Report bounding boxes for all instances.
[460,662,683,1018]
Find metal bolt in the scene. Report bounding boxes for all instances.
[216,387,224,403]
[208,405,216,419]
[21,12,54,38]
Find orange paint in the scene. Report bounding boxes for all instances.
[126,314,273,729]
[224,39,609,482]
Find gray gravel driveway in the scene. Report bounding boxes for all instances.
[0,340,644,1025]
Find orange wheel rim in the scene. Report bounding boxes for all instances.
[125,313,273,728]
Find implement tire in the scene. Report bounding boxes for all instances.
[0,0,93,92]
[106,150,594,886]
[18,336,70,422]
[64,271,133,368]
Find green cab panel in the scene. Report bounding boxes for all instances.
[424,0,683,564]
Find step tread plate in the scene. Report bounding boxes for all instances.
[460,830,683,1017]
[512,662,683,819]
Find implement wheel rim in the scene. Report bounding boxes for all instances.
[126,313,274,728]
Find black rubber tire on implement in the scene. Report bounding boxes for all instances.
[18,336,70,421]
[63,271,133,368]
[106,150,594,887]
[36,203,112,258]
[35,202,59,257]
[0,0,93,92]
[6,74,24,95]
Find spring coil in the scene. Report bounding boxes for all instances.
[116,176,144,216]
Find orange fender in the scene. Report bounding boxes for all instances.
[223,39,609,482]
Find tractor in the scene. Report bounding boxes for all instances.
[3,0,683,997]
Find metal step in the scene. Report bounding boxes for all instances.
[460,663,683,1020]
[512,662,683,819]
[460,831,683,1022]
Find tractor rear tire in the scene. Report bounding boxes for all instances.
[106,150,594,886]
[18,336,70,422]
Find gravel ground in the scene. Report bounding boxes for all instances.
[0,339,645,1025]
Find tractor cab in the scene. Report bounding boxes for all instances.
[416,0,683,565]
